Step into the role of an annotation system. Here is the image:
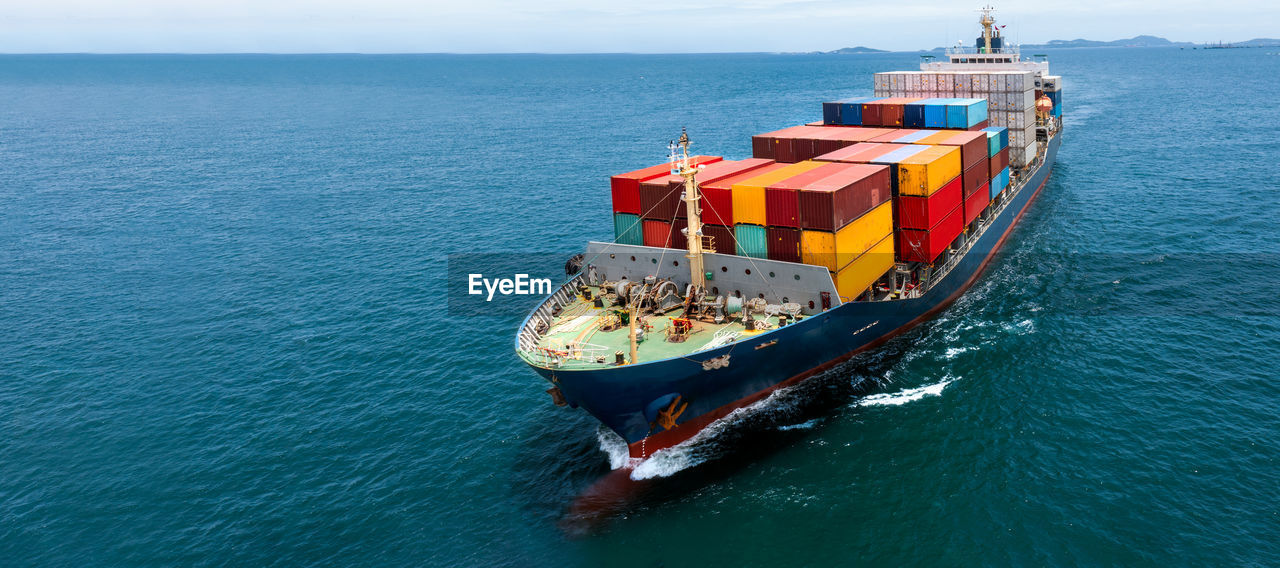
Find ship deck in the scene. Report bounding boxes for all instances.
[522,285,788,369]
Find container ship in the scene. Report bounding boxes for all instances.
[516,8,1064,462]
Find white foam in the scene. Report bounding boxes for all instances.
[592,383,804,480]
[858,379,953,407]
[777,418,822,431]
[944,346,973,359]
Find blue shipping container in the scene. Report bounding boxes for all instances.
[946,98,988,129]
[989,166,1010,200]
[614,213,643,246]
[838,97,880,126]
[982,126,1009,152]
[923,99,951,128]
[822,102,842,125]
[734,224,769,259]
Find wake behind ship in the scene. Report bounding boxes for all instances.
[516,8,1064,462]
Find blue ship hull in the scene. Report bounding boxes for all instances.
[530,132,1060,458]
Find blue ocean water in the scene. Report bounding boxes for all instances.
[2,49,1279,566]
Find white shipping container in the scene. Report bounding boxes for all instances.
[873,73,887,91]
[1042,75,1062,92]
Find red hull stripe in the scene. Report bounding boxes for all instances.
[629,165,1054,459]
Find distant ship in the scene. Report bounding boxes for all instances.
[516,7,1064,463]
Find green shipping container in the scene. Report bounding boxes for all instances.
[614,213,643,246]
[734,224,769,259]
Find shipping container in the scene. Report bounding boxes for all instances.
[982,126,1008,151]
[798,164,892,231]
[838,97,881,126]
[801,201,893,271]
[989,146,1010,180]
[674,158,776,219]
[945,98,988,129]
[897,176,961,230]
[697,160,782,226]
[814,142,904,163]
[611,156,722,215]
[614,213,643,245]
[670,218,688,249]
[921,130,988,171]
[701,223,736,256]
[639,159,764,221]
[643,219,673,248]
[834,235,896,301]
[731,161,828,226]
[751,125,810,160]
[922,99,951,128]
[963,182,990,226]
[897,145,962,197]
[822,101,842,125]
[764,163,847,228]
[870,129,929,143]
[897,203,963,264]
[990,166,1010,200]
[962,158,990,197]
[766,226,802,263]
[734,224,769,259]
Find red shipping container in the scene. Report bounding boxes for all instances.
[701,223,736,256]
[966,120,989,131]
[675,158,775,218]
[897,176,962,230]
[766,226,802,263]
[611,156,721,215]
[989,146,1010,180]
[861,100,886,126]
[964,182,991,225]
[897,204,963,264]
[934,131,988,171]
[798,164,892,231]
[962,158,989,197]
[811,128,862,156]
[765,163,847,228]
[752,125,809,160]
[643,219,673,248]
[866,97,920,127]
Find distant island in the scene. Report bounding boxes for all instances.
[815,46,888,54]
[816,35,1280,54]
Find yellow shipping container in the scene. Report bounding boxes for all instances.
[800,201,893,271]
[897,145,961,197]
[730,161,826,226]
[834,234,896,301]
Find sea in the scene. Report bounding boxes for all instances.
[2,48,1278,566]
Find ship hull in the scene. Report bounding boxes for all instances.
[531,132,1060,460]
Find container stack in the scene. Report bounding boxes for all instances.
[874,70,1039,168]
[635,159,776,249]
[1040,75,1063,119]
[612,156,723,245]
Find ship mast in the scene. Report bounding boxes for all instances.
[979,5,996,53]
[670,129,707,291]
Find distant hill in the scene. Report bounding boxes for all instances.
[819,46,888,54]
[1220,38,1280,47]
[1021,35,1194,49]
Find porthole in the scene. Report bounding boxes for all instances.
[793,274,801,281]
[744,268,752,275]
[609,254,616,259]
[721,266,728,272]
[672,260,679,267]
[808,300,815,310]
[769,271,775,278]
[651,258,657,264]
[758,293,765,299]
[630,256,636,262]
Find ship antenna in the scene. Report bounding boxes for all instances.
[978,5,996,53]
[674,128,707,292]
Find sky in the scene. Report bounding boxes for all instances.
[0,0,1275,53]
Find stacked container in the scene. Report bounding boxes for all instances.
[610,156,721,215]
